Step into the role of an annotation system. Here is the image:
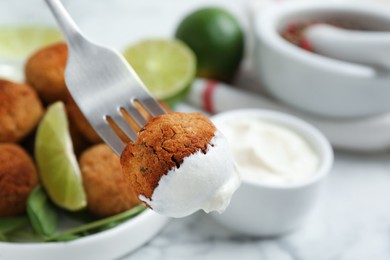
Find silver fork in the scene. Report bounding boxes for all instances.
[44,0,166,156]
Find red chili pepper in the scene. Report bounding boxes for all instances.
[286,22,297,34]
[300,38,313,52]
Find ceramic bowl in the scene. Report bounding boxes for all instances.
[0,2,171,259]
[210,109,333,236]
[254,1,390,118]
[0,210,169,260]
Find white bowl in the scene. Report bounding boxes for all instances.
[0,210,169,260]
[254,1,390,118]
[210,109,333,237]
[0,2,171,259]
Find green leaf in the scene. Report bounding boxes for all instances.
[62,209,96,223]
[0,233,7,242]
[50,233,80,242]
[0,216,29,235]
[48,205,146,242]
[5,230,44,243]
[27,186,58,237]
[96,221,121,232]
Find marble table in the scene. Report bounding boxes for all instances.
[7,0,390,259]
[122,152,390,260]
[115,1,390,259]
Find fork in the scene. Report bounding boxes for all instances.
[44,0,166,156]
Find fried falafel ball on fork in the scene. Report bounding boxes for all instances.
[0,79,44,143]
[25,42,69,103]
[79,144,140,217]
[120,112,240,218]
[0,143,39,217]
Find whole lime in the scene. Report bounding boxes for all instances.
[175,7,244,82]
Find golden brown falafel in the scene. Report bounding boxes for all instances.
[66,97,102,144]
[25,42,69,103]
[67,118,90,157]
[80,144,140,217]
[0,143,39,217]
[0,79,44,143]
[120,112,216,200]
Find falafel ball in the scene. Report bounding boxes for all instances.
[68,118,90,156]
[120,112,240,218]
[25,42,69,103]
[0,143,39,217]
[0,79,44,143]
[120,112,215,199]
[66,97,102,144]
[79,144,140,217]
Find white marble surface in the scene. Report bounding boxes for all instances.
[112,1,390,259]
[121,151,390,260]
[4,0,390,259]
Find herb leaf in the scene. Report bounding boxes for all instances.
[27,186,58,237]
[48,205,146,242]
[0,216,29,235]
[0,233,6,242]
[5,230,44,243]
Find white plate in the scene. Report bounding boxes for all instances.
[0,210,169,260]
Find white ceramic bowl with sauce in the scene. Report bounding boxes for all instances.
[254,1,390,118]
[210,109,333,237]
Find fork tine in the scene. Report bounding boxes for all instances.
[98,123,126,156]
[109,113,138,142]
[124,104,148,128]
[139,98,166,117]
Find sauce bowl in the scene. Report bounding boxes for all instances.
[254,1,390,118]
[210,109,333,237]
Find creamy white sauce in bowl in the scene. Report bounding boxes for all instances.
[212,109,333,188]
[218,117,319,185]
[210,109,333,236]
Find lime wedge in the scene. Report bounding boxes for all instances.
[35,102,86,211]
[0,26,62,59]
[123,39,196,106]
[0,26,62,81]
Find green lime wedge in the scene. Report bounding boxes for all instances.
[123,39,196,106]
[35,102,86,211]
[0,26,62,81]
[0,26,62,59]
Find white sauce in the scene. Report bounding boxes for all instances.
[217,117,319,184]
[139,130,241,218]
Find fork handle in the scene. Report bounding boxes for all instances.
[44,0,84,47]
